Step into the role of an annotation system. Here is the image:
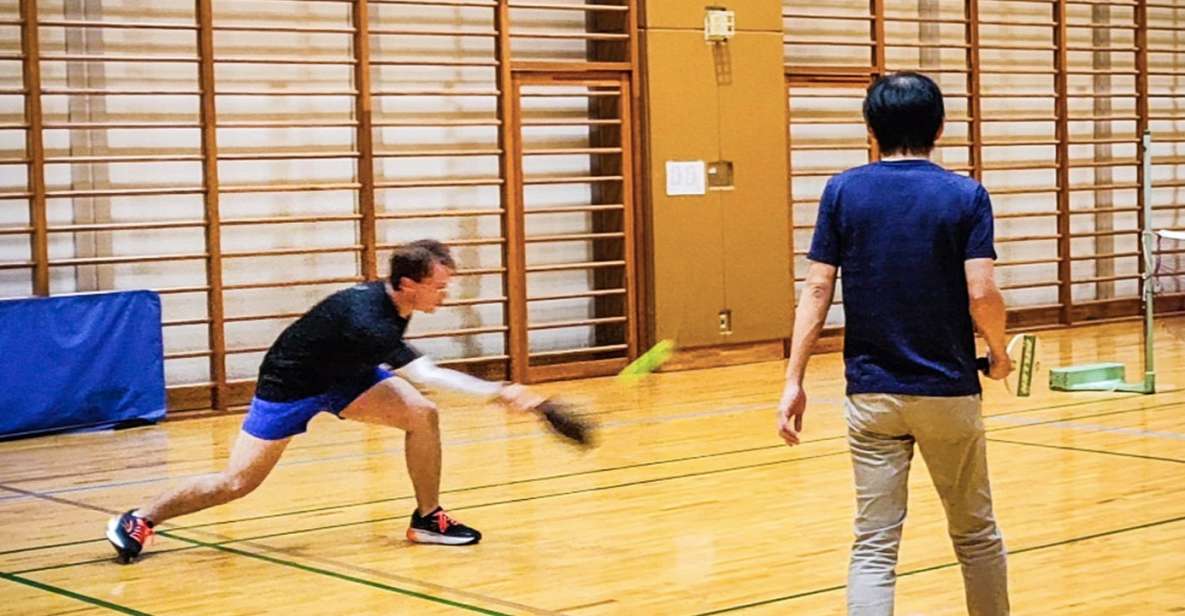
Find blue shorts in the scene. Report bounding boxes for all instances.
[242,367,392,440]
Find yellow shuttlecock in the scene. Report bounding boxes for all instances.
[617,339,675,383]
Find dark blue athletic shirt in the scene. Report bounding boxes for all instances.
[807,159,997,397]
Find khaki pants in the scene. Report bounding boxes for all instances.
[845,394,1009,616]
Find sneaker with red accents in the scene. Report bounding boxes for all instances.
[406,507,481,545]
[106,510,155,564]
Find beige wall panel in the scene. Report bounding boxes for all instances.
[644,30,727,347]
[718,32,792,343]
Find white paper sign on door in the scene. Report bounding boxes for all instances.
[665,160,707,196]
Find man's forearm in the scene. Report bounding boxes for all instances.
[970,289,1008,356]
[785,281,835,385]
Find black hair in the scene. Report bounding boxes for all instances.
[862,72,945,156]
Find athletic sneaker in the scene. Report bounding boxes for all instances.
[406,507,481,545]
[106,510,155,564]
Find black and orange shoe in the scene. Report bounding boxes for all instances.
[106,510,155,564]
[406,507,481,546]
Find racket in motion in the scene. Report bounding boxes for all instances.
[534,399,598,448]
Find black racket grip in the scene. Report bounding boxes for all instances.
[976,356,991,374]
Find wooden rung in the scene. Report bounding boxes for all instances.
[521,118,621,126]
[978,44,1058,51]
[217,89,358,96]
[369,27,498,37]
[369,59,498,67]
[166,350,214,360]
[884,16,970,24]
[890,42,972,49]
[378,208,504,219]
[223,276,364,292]
[528,288,626,302]
[977,19,1056,26]
[989,186,1060,195]
[41,88,200,95]
[1065,46,1139,52]
[220,182,361,194]
[997,258,1061,267]
[223,245,363,259]
[1069,207,1138,214]
[45,186,204,198]
[980,116,1057,123]
[525,232,625,243]
[221,215,362,226]
[522,147,622,156]
[447,266,506,276]
[216,56,357,65]
[1000,280,1060,290]
[0,226,33,235]
[509,31,629,40]
[43,121,200,129]
[223,312,304,324]
[510,2,630,11]
[782,12,873,21]
[41,54,198,63]
[0,191,33,199]
[784,38,875,47]
[375,178,503,188]
[526,204,624,214]
[1070,229,1140,239]
[373,148,501,157]
[995,211,1056,219]
[163,317,212,327]
[378,237,504,250]
[438,354,510,366]
[791,142,871,151]
[440,296,508,307]
[0,260,33,271]
[527,316,628,331]
[49,252,206,266]
[218,120,359,128]
[528,344,628,359]
[1068,251,1139,262]
[522,175,623,185]
[44,154,201,163]
[1070,274,1140,286]
[519,90,621,98]
[212,24,356,34]
[37,18,196,30]
[998,234,1060,243]
[155,284,211,295]
[370,0,496,7]
[372,119,500,127]
[1066,183,1139,192]
[406,326,508,340]
[526,260,625,273]
[47,220,204,232]
[372,89,500,97]
[218,151,360,161]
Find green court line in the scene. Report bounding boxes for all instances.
[9,450,852,577]
[7,397,1185,614]
[156,531,512,616]
[987,437,1185,464]
[693,513,1185,615]
[163,450,852,548]
[4,394,1180,560]
[1,570,154,615]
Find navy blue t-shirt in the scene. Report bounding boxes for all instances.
[807,159,997,397]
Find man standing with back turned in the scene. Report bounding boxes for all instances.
[776,72,1012,615]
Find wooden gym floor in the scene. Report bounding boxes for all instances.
[1,318,1183,615]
